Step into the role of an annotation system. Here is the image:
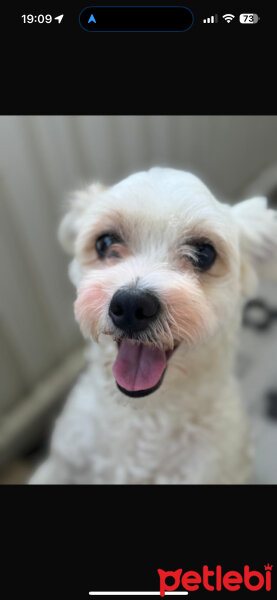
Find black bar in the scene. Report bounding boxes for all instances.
[79,5,194,32]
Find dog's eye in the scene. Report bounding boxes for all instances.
[190,242,217,271]
[95,233,122,258]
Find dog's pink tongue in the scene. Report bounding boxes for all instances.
[112,339,167,392]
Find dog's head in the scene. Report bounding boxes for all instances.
[59,168,277,397]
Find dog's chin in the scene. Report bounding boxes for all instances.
[112,339,179,398]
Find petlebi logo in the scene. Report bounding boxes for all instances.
[158,565,273,594]
[89,565,273,597]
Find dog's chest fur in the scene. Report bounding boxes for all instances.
[48,335,252,484]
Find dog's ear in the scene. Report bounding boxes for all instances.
[232,197,277,294]
[58,183,105,254]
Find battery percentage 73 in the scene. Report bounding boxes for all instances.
[239,13,260,23]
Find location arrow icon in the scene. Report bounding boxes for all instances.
[88,14,96,24]
[54,14,64,23]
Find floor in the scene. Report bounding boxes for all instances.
[0,459,35,485]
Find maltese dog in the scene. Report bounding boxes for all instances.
[29,168,277,484]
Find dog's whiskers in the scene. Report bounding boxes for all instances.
[171,363,188,375]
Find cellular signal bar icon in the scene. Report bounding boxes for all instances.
[203,14,218,23]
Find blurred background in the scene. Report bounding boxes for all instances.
[1,115,277,484]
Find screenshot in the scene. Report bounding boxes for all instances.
[0,1,276,597]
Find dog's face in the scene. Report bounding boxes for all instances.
[59,168,277,397]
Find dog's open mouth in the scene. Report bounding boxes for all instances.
[112,339,178,397]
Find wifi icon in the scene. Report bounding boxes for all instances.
[222,13,235,22]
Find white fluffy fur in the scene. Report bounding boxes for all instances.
[29,168,277,484]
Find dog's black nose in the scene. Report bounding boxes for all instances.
[109,289,161,332]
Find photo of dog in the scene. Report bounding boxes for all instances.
[29,167,277,484]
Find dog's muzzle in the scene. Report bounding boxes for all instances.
[108,288,177,398]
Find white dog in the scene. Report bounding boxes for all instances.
[29,168,277,484]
